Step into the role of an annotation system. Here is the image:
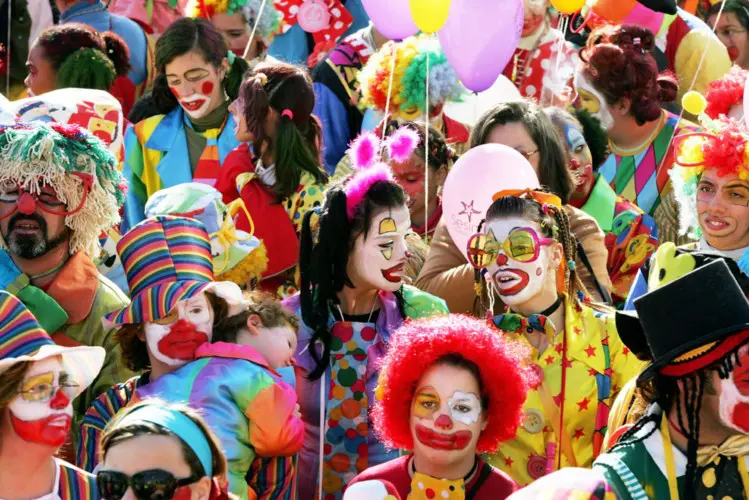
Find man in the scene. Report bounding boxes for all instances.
[0,122,134,420]
[595,259,749,499]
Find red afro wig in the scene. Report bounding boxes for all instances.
[705,66,749,119]
[373,314,530,454]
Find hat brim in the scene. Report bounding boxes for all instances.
[0,344,105,396]
[614,310,652,361]
[104,280,244,327]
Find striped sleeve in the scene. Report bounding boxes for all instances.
[247,455,298,500]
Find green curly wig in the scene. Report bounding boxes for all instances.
[56,48,117,92]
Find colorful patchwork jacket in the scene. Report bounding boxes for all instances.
[486,295,644,486]
[284,284,449,499]
[134,342,304,500]
[580,175,659,308]
[123,106,241,231]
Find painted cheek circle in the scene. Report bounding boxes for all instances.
[201,81,214,96]
[731,402,749,432]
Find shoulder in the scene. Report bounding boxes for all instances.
[94,272,130,313]
[83,375,142,421]
[565,205,605,239]
[57,458,97,489]
[401,284,449,317]
[110,13,147,40]
[473,458,518,496]
[132,112,171,141]
[351,455,410,484]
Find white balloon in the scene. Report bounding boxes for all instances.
[443,75,523,126]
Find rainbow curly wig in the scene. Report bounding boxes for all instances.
[358,35,466,120]
[373,314,529,454]
[671,117,749,238]
[0,122,126,257]
[705,65,748,120]
[186,0,282,43]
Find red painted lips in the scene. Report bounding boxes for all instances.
[382,263,405,283]
[157,320,208,360]
[415,423,472,450]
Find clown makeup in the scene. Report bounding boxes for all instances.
[696,169,749,251]
[165,51,227,119]
[211,12,250,57]
[484,218,556,307]
[522,0,548,37]
[574,74,615,131]
[562,122,595,201]
[392,154,445,230]
[8,357,75,448]
[348,206,411,293]
[718,344,749,434]
[410,362,485,471]
[144,291,215,367]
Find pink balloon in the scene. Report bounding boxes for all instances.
[442,144,540,261]
[438,0,523,93]
[361,0,419,41]
[622,3,664,36]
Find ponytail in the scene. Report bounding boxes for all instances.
[56,48,118,91]
[102,32,132,78]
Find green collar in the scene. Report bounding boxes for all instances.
[581,175,618,232]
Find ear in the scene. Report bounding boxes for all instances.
[615,97,631,116]
[550,241,564,270]
[136,326,146,342]
[192,476,213,500]
[435,165,448,187]
[220,58,230,80]
[480,412,488,432]
[245,314,263,335]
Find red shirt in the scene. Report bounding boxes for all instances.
[348,455,517,499]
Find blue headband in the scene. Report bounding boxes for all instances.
[117,404,213,477]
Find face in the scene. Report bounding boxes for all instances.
[484,218,561,306]
[0,182,70,260]
[348,206,412,293]
[710,12,749,66]
[165,51,227,119]
[7,357,74,448]
[574,74,615,131]
[228,96,253,143]
[696,170,749,251]
[236,316,297,369]
[392,153,446,225]
[410,363,486,469]
[522,0,548,36]
[211,12,249,57]
[101,434,211,500]
[560,121,595,201]
[24,44,56,97]
[718,344,749,434]
[485,122,541,174]
[143,292,215,368]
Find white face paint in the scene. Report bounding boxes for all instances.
[484,218,552,307]
[144,292,215,367]
[348,206,412,293]
[448,391,482,426]
[718,345,749,434]
[574,73,615,131]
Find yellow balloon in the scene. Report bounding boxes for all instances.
[551,0,585,14]
[408,0,452,34]
[682,90,707,116]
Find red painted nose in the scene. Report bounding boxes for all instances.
[49,389,70,410]
[496,253,508,266]
[17,192,36,215]
[434,414,453,430]
[569,158,581,170]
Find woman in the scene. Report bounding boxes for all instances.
[347,314,526,499]
[123,18,249,231]
[576,24,699,243]
[24,24,132,113]
[217,62,328,298]
[467,189,643,485]
[709,0,749,70]
[97,400,230,499]
[284,127,449,500]
[0,291,105,498]
[416,100,613,314]
[545,107,658,307]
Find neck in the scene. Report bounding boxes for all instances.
[0,430,57,498]
[413,453,475,482]
[608,113,662,152]
[336,286,379,316]
[511,292,564,352]
[569,186,593,209]
[11,242,70,289]
[148,355,176,382]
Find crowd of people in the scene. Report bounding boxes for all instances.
[1,0,749,498]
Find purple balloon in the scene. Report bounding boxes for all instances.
[438,0,524,93]
[361,0,419,41]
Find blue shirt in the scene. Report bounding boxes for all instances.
[60,0,148,86]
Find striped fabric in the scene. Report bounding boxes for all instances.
[0,290,55,359]
[248,455,298,500]
[193,126,222,187]
[104,216,215,325]
[57,459,98,500]
[77,374,148,472]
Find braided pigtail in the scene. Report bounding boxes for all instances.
[548,204,590,299]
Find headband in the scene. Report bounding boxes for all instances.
[117,405,213,477]
[491,188,563,207]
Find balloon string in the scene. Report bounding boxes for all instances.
[550,15,568,105]
[5,0,10,97]
[381,43,398,151]
[425,46,430,235]
[242,0,267,60]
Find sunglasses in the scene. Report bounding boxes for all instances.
[97,469,201,500]
[466,227,554,269]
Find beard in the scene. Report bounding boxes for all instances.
[4,213,68,259]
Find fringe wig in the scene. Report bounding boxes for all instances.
[186,0,283,43]
[0,123,126,257]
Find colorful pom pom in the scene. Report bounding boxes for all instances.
[386,126,419,163]
[348,131,381,170]
[344,163,394,220]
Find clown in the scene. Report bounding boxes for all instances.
[704,65,749,122]
[346,314,526,499]
[595,260,749,500]
[468,189,642,485]
[0,123,132,423]
[284,128,448,499]
[0,291,104,499]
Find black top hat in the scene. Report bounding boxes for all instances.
[633,260,749,381]
[636,0,677,14]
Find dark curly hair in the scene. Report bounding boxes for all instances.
[581,25,678,126]
[544,106,610,171]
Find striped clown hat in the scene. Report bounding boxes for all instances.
[104,215,243,326]
[0,291,104,394]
